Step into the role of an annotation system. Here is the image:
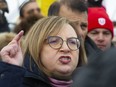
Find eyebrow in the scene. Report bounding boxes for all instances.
[71,20,80,23]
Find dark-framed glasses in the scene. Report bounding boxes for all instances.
[46,36,80,51]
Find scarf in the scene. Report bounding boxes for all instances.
[48,77,73,87]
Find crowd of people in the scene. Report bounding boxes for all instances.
[0,0,116,87]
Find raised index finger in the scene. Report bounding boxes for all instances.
[13,30,24,42]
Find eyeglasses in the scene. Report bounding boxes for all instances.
[46,36,80,51]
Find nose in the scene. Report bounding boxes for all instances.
[97,33,104,41]
[60,41,70,52]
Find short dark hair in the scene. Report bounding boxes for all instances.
[48,0,88,16]
[60,0,88,13]
[48,1,60,16]
[87,0,103,7]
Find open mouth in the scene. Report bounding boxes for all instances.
[59,56,71,64]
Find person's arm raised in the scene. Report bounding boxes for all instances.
[0,30,24,66]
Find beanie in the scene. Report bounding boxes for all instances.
[88,7,114,37]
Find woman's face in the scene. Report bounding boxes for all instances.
[40,24,79,78]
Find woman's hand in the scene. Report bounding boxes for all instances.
[0,31,24,66]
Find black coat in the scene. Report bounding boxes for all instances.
[22,37,102,87]
[72,36,102,87]
[0,61,52,87]
[72,48,116,87]
[0,12,10,32]
[24,53,78,87]
[72,37,115,87]
[85,36,102,61]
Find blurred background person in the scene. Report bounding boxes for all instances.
[58,0,88,42]
[0,0,10,32]
[48,0,101,60]
[13,0,44,35]
[18,1,43,24]
[72,47,116,87]
[48,1,60,16]
[13,14,43,35]
[4,0,28,31]
[88,7,114,51]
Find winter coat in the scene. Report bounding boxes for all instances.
[72,37,115,87]
[22,37,102,87]
[85,36,102,61]
[0,61,52,87]
[0,13,10,32]
[3,52,78,87]
[24,53,78,87]
[72,48,116,87]
[71,36,102,86]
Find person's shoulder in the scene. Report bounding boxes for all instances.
[97,48,116,63]
[85,36,102,59]
[85,36,97,48]
[74,48,116,87]
[0,61,26,87]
